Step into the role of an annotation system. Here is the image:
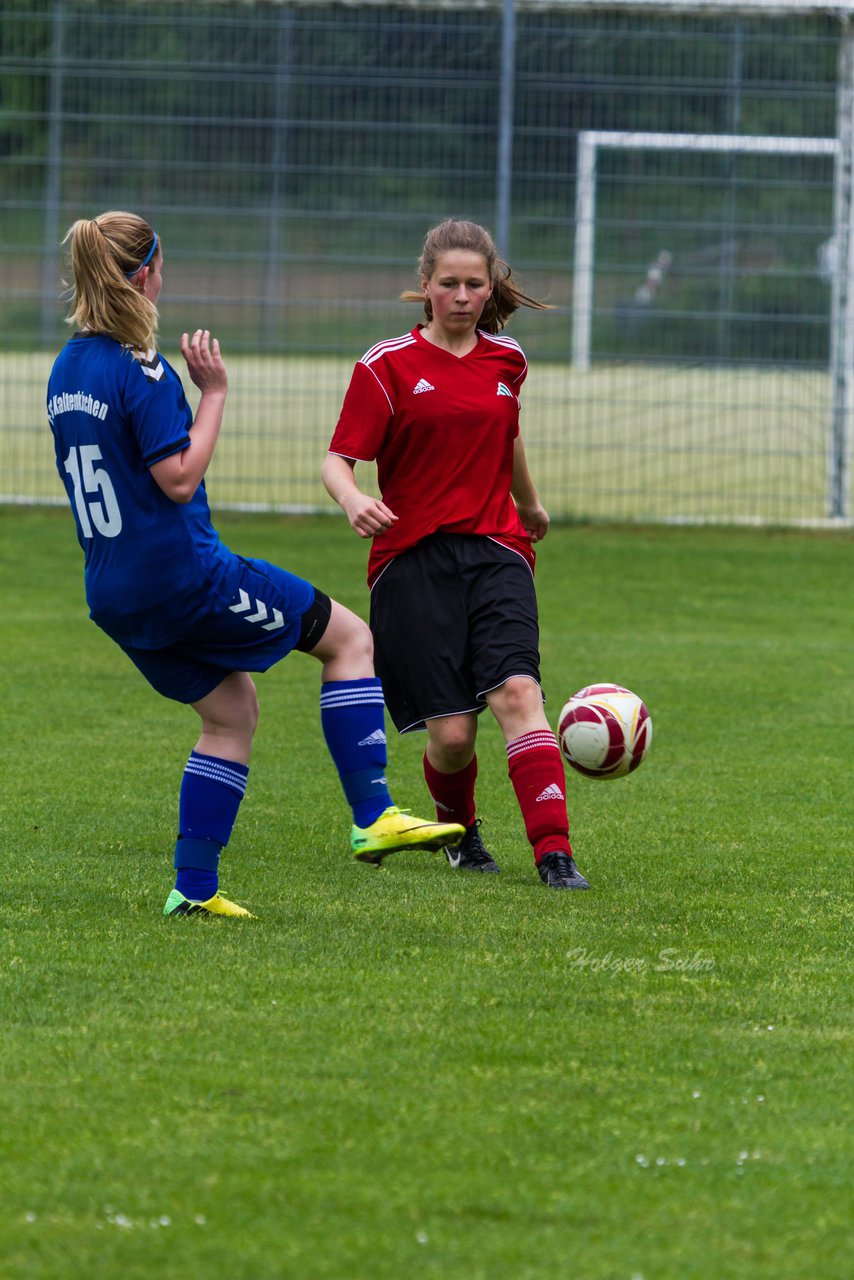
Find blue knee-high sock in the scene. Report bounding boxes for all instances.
[174,752,249,900]
[320,678,393,827]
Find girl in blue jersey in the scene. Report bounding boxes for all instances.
[48,210,463,918]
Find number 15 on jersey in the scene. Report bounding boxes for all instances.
[63,445,123,538]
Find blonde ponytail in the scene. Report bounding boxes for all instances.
[63,211,159,353]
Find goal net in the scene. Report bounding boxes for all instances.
[570,129,853,519]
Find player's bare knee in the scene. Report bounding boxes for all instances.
[441,740,473,769]
[429,719,476,762]
[348,615,374,666]
[311,601,374,673]
[328,611,373,667]
[498,675,539,706]
[488,675,542,723]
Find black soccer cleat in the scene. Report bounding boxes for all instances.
[444,819,501,873]
[537,851,590,890]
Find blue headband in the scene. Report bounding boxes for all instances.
[125,230,158,278]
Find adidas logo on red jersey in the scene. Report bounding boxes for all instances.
[413,378,435,395]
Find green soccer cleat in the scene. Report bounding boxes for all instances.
[351,806,465,866]
[163,888,255,918]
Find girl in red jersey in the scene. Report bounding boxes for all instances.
[322,219,589,890]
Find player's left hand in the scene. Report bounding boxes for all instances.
[181,329,228,395]
[516,502,550,542]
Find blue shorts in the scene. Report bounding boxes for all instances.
[120,556,331,703]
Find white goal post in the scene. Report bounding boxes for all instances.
[572,127,854,518]
[572,129,839,372]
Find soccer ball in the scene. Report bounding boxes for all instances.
[557,683,652,780]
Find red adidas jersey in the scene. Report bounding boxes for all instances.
[329,325,535,586]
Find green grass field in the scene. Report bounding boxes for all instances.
[2,352,837,523]
[1,508,852,1280]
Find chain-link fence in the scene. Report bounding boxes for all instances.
[2,0,852,522]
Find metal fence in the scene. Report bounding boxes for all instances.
[2,0,853,523]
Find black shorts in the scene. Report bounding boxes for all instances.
[369,533,541,733]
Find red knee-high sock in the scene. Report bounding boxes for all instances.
[423,753,477,829]
[506,730,571,863]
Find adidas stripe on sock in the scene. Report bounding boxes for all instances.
[320,678,393,827]
[174,752,249,900]
[506,730,572,863]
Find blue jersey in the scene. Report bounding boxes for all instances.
[48,333,238,647]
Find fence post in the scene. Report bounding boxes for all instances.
[40,0,66,347]
[572,132,596,371]
[264,6,294,349]
[495,0,515,258]
[829,21,854,520]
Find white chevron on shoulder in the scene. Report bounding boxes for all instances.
[129,347,166,381]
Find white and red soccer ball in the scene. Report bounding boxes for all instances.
[557,683,652,780]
